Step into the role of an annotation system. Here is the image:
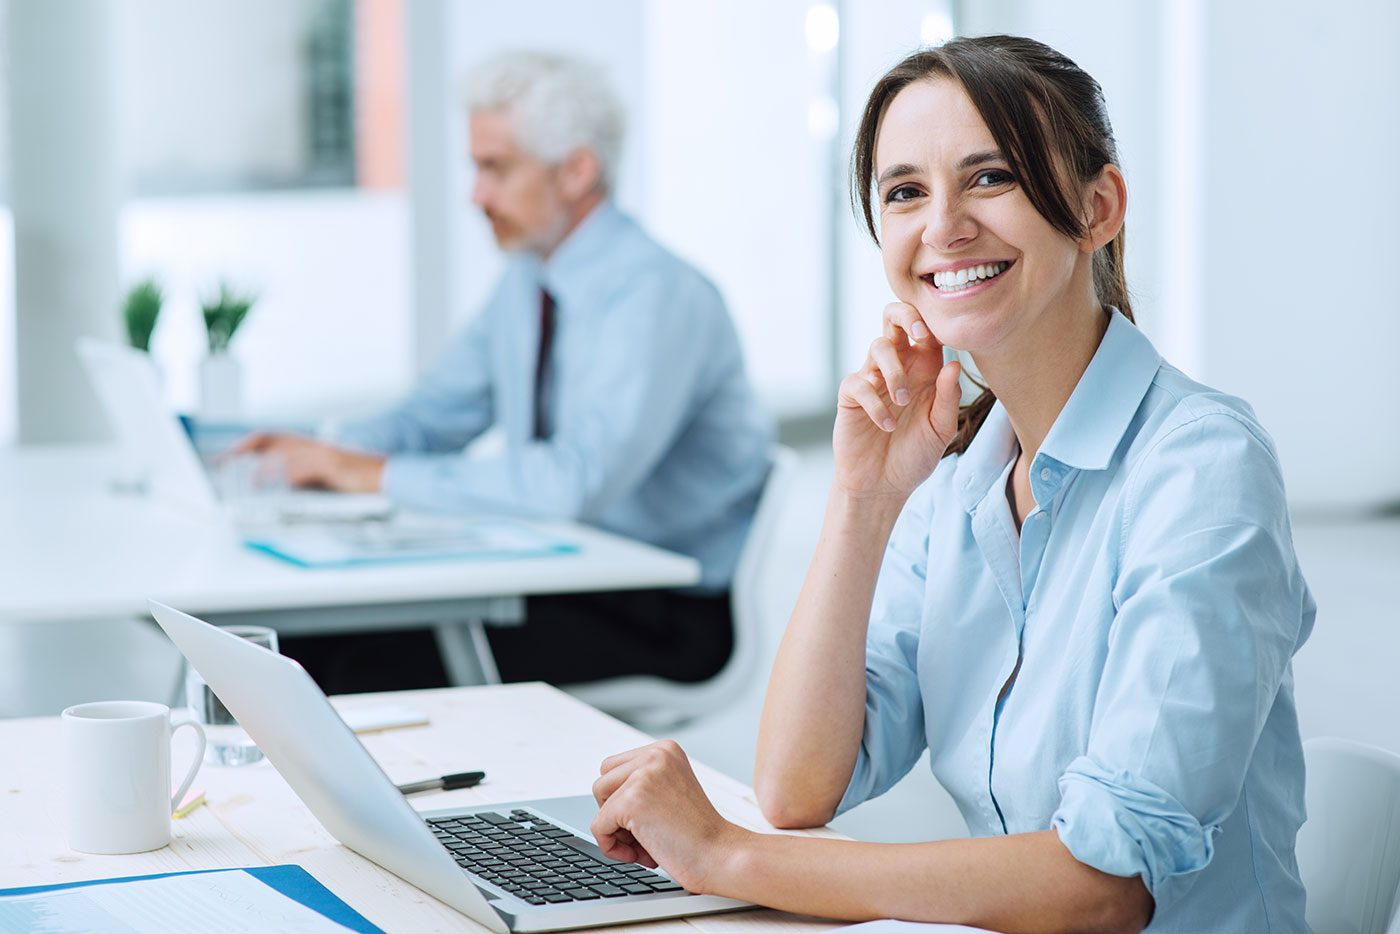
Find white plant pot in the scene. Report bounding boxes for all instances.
[199,353,243,422]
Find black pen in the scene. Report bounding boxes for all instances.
[396,770,486,795]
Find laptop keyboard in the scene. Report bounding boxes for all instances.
[427,808,688,906]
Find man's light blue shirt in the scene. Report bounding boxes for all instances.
[337,202,773,591]
[839,311,1314,931]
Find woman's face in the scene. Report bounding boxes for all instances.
[875,78,1091,357]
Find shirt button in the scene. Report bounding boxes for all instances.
[1039,467,1052,481]
[1034,512,1046,521]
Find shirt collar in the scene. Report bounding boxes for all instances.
[954,403,1019,513]
[1037,308,1161,472]
[953,309,1160,512]
[535,200,627,304]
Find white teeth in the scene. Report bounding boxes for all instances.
[931,262,1008,292]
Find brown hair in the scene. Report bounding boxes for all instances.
[851,35,1133,456]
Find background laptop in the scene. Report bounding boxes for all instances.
[77,338,391,523]
[148,600,750,933]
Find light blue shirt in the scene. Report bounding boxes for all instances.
[838,311,1314,931]
[338,202,773,591]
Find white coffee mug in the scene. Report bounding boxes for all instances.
[62,700,206,855]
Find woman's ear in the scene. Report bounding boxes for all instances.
[1079,164,1127,253]
[558,146,603,202]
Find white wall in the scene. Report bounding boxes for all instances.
[122,191,413,421]
[1195,0,1400,511]
[642,0,833,417]
[0,211,11,443]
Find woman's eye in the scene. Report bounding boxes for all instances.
[884,184,921,204]
[973,169,1014,188]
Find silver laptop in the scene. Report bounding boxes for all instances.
[147,601,751,932]
[76,338,392,523]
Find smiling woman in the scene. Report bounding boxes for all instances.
[584,35,1314,934]
[852,37,1132,459]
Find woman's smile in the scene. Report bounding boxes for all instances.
[920,259,1014,297]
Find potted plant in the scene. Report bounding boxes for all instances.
[199,281,258,421]
[121,277,163,352]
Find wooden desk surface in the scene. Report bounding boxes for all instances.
[0,683,844,934]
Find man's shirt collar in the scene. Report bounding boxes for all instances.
[532,200,626,305]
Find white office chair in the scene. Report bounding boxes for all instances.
[1298,736,1400,934]
[563,445,799,730]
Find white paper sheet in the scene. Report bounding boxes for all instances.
[840,920,998,934]
[0,870,354,933]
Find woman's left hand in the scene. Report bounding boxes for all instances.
[591,740,749,895]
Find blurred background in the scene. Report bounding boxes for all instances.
[5,0,1396,509]
[2,0,1397,841]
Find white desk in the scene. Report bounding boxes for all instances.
[0,683,845,934]
[0,446,701,683]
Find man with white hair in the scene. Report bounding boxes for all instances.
[240,51,773,692]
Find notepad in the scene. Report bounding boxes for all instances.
[338,702,430,733]
[245,516,578,568]
[0,865,382,933]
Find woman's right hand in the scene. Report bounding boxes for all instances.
[833,302,962,501]
[590,740,749,896]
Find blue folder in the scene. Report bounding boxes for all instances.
[245,516,579,569]
[0,864,383,933]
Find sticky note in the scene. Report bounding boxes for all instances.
[173,789,206,819]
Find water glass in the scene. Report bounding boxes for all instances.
[184,624,278,766]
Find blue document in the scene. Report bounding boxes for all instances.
[245,516,579,568]
[0,864,383,933]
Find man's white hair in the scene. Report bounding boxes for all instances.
[463,50,625,194]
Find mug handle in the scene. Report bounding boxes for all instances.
[169,719,207,814]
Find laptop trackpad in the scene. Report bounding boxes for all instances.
[512,794,601,840]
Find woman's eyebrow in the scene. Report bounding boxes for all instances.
[876,163,922,186]
[955,150,1005,170]
[878,151,1006,186]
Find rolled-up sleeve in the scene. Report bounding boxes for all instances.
[1051,408,1312,910]
[837,477,939,815]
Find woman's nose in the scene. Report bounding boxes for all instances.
[920,193,977,251]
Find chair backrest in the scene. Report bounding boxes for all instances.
[1299,736,1400,934]
[563,445,799,729]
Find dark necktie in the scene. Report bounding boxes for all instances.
[534,288,556,440]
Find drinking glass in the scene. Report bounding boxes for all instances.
[184,624,278,766]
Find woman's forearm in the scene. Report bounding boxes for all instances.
[754,485,907,826]
[709,828,1152,934]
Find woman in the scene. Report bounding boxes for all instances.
[588,36,1313,934]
